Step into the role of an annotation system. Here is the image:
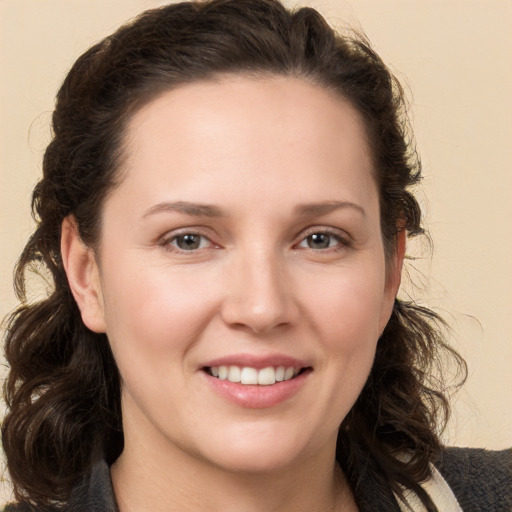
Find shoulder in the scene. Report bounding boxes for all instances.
[2,458,117,512]
[2,502,60,512]
[2,504,45,512]
[435,446,512,511]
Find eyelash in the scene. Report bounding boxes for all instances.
[161,231,217,252]
[295,228,351,252]
[159,228,351,254]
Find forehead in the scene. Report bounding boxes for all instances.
[114,75,377,219]
[125,74,371,158]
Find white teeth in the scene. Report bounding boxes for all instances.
[227,365,241,383]
[240,367,258,385]
[210,365,300,385]
[275,366,285,382]
[258,367,276,386]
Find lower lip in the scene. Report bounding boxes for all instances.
[202,370,311,409]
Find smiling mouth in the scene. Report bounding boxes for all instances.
[204,365,309,385]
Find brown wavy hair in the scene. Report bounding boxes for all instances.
[2,1,466,510]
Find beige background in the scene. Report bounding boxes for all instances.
[1,0,511,499]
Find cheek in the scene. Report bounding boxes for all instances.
[304,262,387,344]
[100,258,219,372]
[302,261,387,395]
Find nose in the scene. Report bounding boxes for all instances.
[220,248,299,335]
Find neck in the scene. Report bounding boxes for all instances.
[111,427,356,512]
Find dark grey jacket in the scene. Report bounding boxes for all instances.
[5,447,512,511]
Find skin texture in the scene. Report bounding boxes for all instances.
[61,76,404,512]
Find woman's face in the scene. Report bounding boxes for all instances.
[74,76,402,473]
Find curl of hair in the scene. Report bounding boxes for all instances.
[2,1,466,510]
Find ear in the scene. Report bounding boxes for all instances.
[387,227,406,295]
[379,228,407,333]
[61,216,106,333]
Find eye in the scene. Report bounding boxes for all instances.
[166,233,213,251]
[297,231,347,250]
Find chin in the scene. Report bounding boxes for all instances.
[195,424,317,475]
[210,448,302,475]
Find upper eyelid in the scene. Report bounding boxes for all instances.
[158,228,218,250]
[157,225,352,247]
[291,229,352,253]
[159,226,215,241]
[296,225,351,241]
[159,235,217,256]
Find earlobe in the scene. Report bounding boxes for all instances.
[61,216,106,333]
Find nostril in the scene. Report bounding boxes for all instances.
[219,273,299,334]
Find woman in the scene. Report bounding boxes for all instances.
[2,1,510,511]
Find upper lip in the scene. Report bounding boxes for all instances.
[200,353,311,370]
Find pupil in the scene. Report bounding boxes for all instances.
[178,234,200,250]
[308,233,329,249]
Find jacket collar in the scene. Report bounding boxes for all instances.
[63,454,402,512]
[64,459,118,512]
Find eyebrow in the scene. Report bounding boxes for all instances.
[142,200,366,219]
[143,201,224,218]
[294,201,366,218]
